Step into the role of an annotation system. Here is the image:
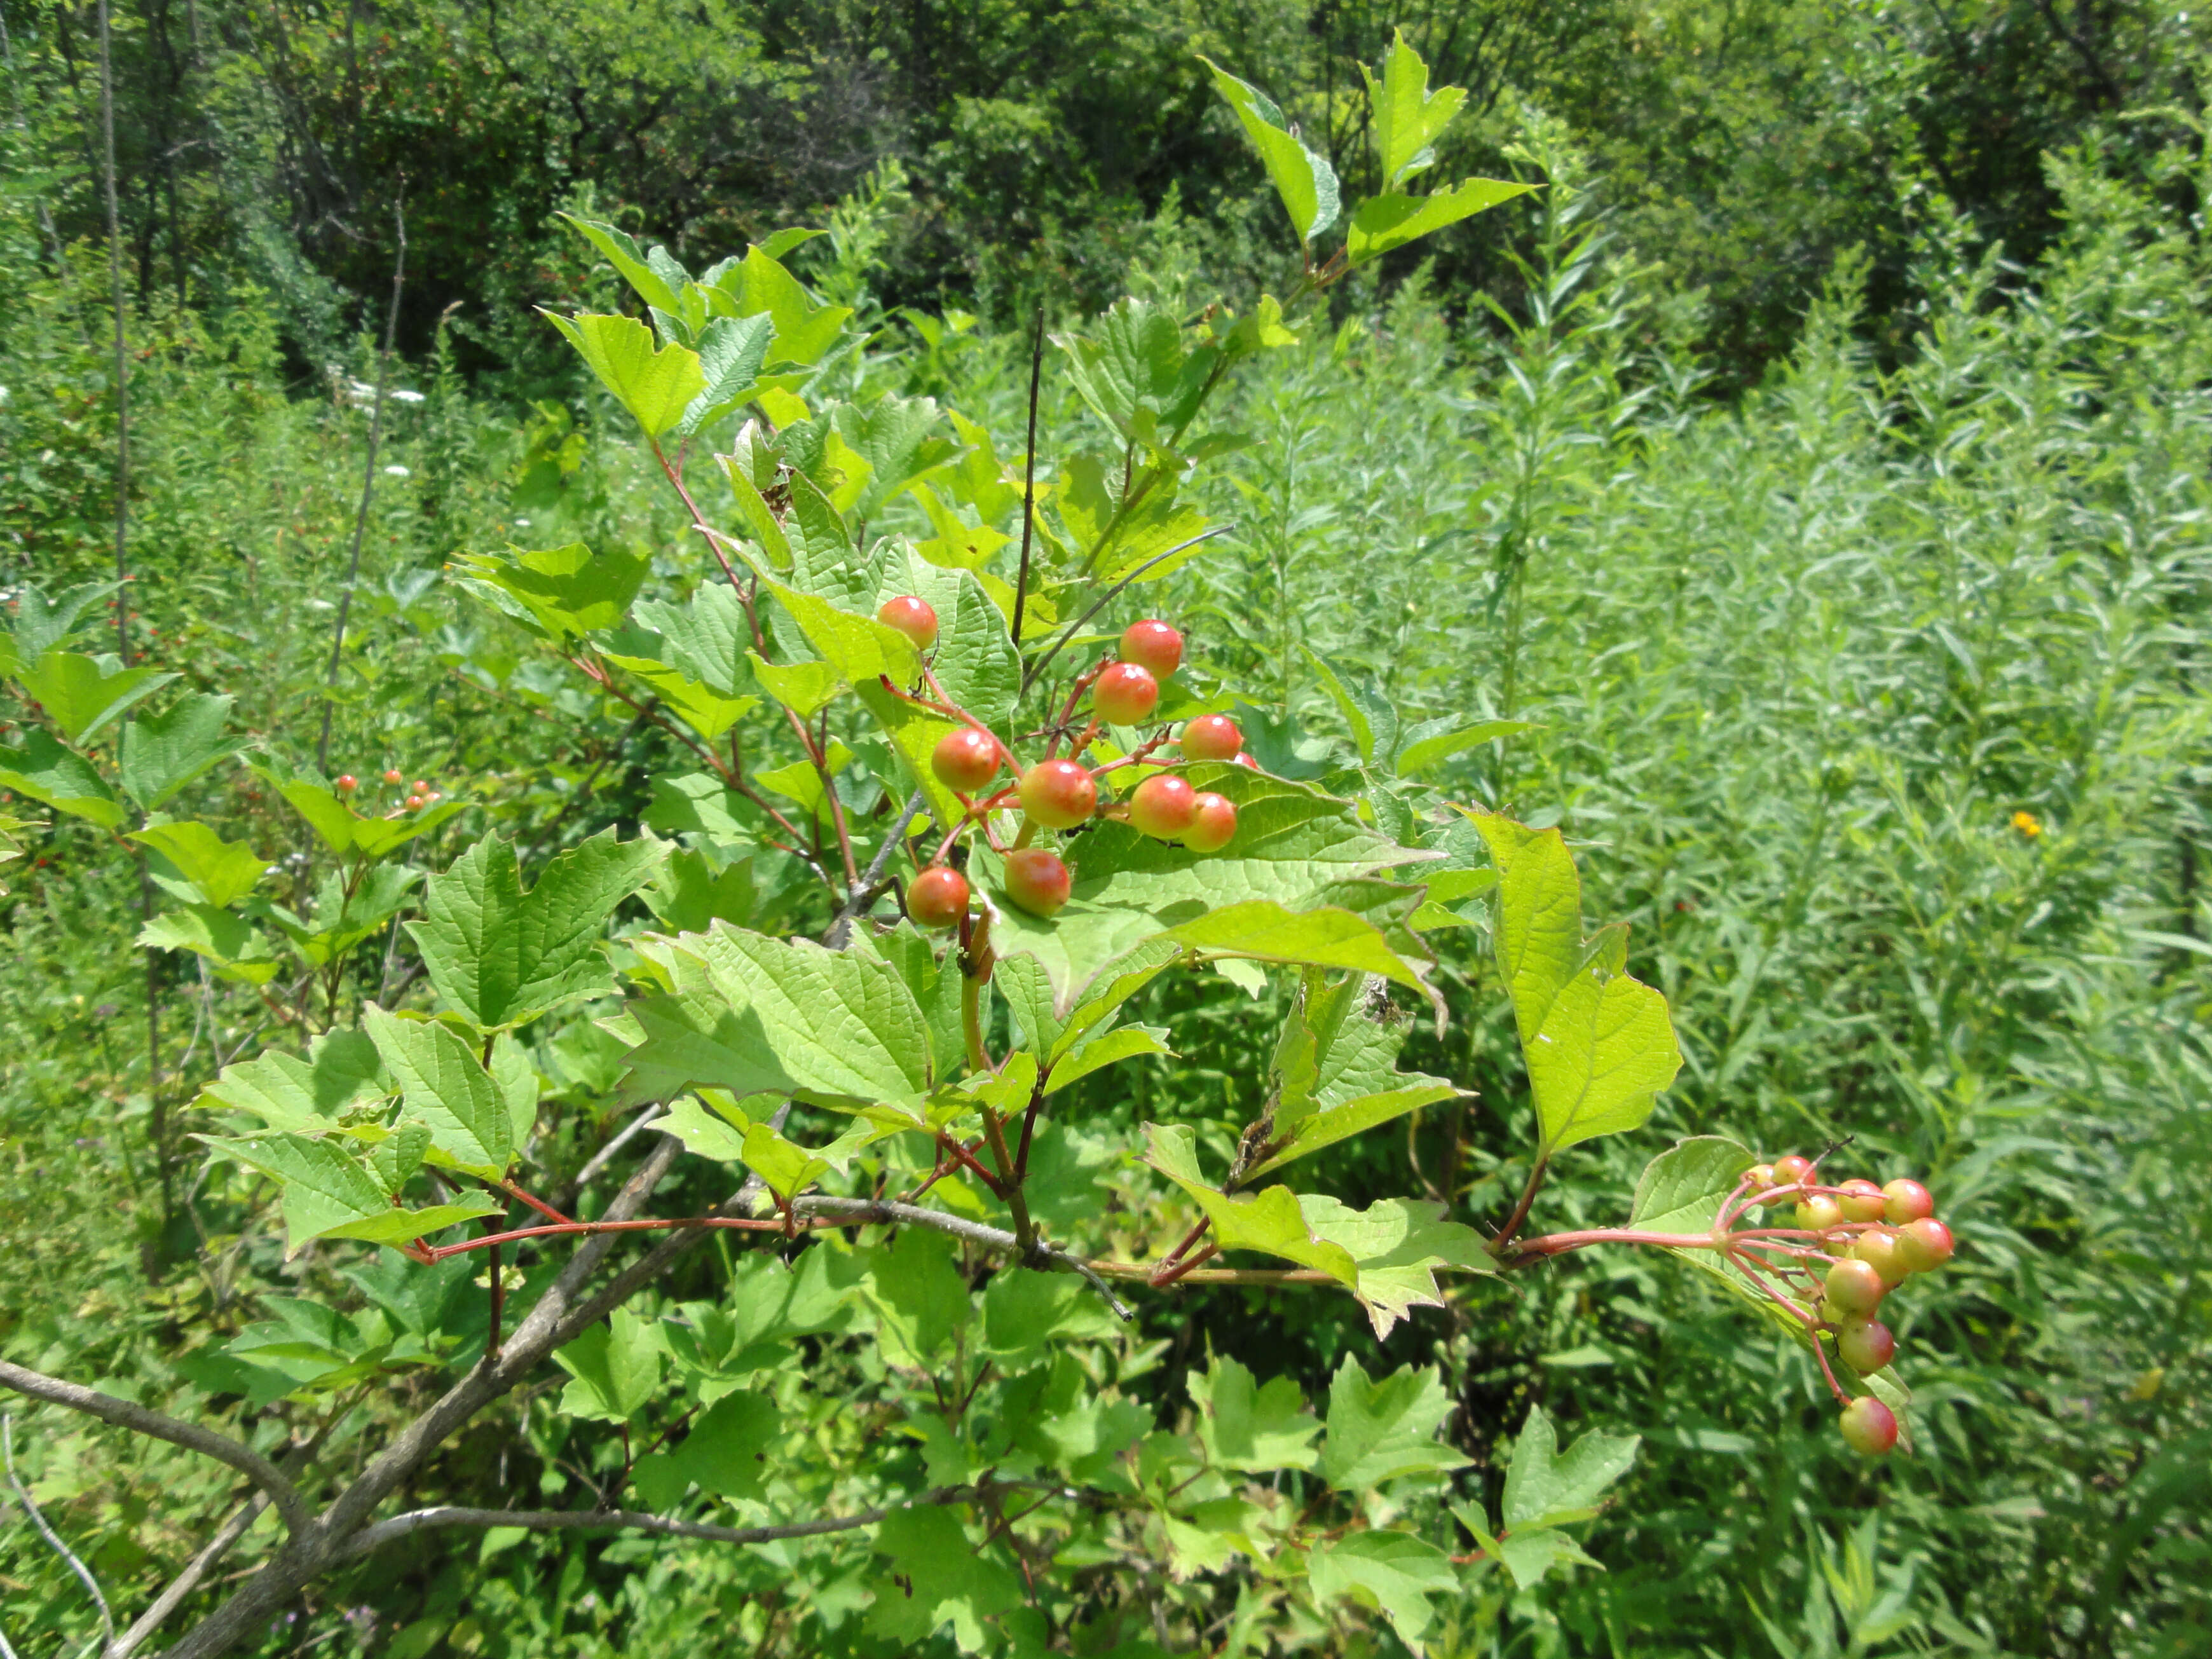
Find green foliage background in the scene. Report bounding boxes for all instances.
[1,1,2208,1654]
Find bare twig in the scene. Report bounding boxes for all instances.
[1019,527,1232,696]
[796,1198,1132,1320]
[317,191,407,771]
[146,1144,690,1659]
[337,1484,988,1560]
[822,788,927,948]
[0,1363,311,1536]
[1011,304,1044,646]
[5,1413,115,1651]
[566,1103,664,1196]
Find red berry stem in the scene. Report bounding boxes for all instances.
[1042,665,1106,759]
[1808,1321,1856,1406]
[1083,731,1177,778]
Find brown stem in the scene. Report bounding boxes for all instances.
[1492,1150,1550,1250]
[978,1102,1035,1257]
[1148,1242,1220,1288]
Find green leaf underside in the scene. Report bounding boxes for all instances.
[543,311,706,437]
[364,1009,516,1177]
[407,830,659,1031]
[199,1131,496,1253]
[15,650,177,742]
[622,922,932,1109]
[1301,1195,1498,1336]
[1247,967,1458,1177]
[195,1032,386,1133]
[453,543,650,643]
[1364,30,1467,184]
[0,730,124,828]
[1202,58,1341,243]
[1470,812,1683,1154]
[1323,1356,1472,1489]
[119,693,238,809]
[130,819,267,908]
[1346,179,1531,265]
[554,1308,663,1421]
[1308,1531,1455,1645]
[1192,1354,1321,1472]
[1144,1123,1357,1285]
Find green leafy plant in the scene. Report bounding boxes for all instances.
[0,42,1965,1658]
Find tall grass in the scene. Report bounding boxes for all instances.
[1151,134,2212,1655]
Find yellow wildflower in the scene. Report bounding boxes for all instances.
[2012,810,2043,838]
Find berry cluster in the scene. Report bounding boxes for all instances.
[333,768,442,813]
[873,604,1253,925]
[1739,1154,1956,1456]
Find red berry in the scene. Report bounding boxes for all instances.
[1093,662,1160,726]
[1881,1178,1935,1225]
[383,768,403,784]
[1838,1395,1898,1456]
[906,866,970,929]
[405,794,427,810]
[1234,752,1260,770]
[932,728,1000,793]
[411,779,431,795]
[1181,714,1242,761]
[1119,619,1184,678]
[1743,1163,1775,1203]
[1003,848,1072,917]
[1852,1227,1912,1287]
[335,775,358,793]
[877,595,938,650]
[1897,1217,1954,1272]
[1836,1319,1896,1375]
[1182,792,1237,853]
[1128,774,1199,839]
[1017,760,1097,830]
[1796,1194,1845,1232]
[1824,1258,1887,1316]
[1770,1154,1813,1189]
[1836,1178,1888,1224]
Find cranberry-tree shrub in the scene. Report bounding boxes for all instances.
[0,39,1941,1657]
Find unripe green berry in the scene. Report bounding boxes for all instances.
[1852,1227,1912,1287]
[1824,1257,1887,1316]
[1836,1319,1896,1375]
[1839,1395,1899,1456]
[1836,1178,1888,1224]
[1796,1194,1845,1232]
